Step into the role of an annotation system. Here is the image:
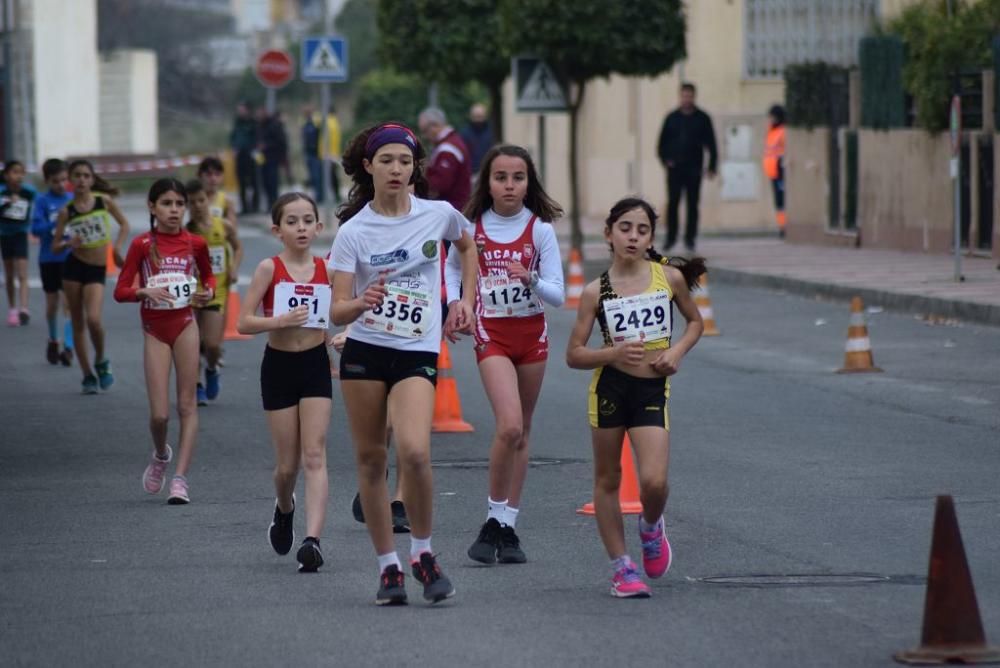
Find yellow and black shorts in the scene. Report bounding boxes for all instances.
[588,365,670,430]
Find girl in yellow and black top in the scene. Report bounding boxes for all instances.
[185,180,241,404]
[566,197,704,599]
[51,160,130,394]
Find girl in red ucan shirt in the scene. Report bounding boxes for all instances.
[115,178,215,505]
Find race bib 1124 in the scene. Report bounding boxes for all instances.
[479,274,542,318]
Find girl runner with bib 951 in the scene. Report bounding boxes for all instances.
[566,197,705,599]
[237,192,333,574]
[330,123,478,606]
[51,160,130,394]
[444,144,565,565]
[114,178,215,505]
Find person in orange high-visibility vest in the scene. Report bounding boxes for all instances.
[762,105,786,238]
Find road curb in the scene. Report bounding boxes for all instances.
[706,267,1000,327]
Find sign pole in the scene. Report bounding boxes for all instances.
[266,88,276,114]
[320,0,334,220]
[538,114,546,184]
[950,94,962,282]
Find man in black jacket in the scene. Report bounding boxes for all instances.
[229,102,259,214]
[656,83,718,252]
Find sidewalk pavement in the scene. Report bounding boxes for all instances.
[234,202,1000,327]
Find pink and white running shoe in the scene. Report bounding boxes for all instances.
[142,445,172,494]
[167,475,190,505]
[611,563,651,598]
[639,516,673,579]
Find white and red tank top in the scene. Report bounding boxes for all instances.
[474,214,543,319]
[262,255,328,317]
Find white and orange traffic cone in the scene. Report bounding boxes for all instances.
[693,271,720,336]
[105,244,119,277]
[223,290,252,341]
[432,341,473,433]
[837,296,882,373]
[577,434,643,515]
[565,248,585,309]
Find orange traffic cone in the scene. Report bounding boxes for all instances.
[105,244,119,277]
[837,296,882,373]
[894,496,1000,664]
[577,434,643,515]
[693,271,720,336]
[432,341,473,433]
[223,290,251,341]
[565,248,585,309]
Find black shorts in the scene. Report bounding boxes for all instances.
[588,365,670,430]
[260,343,333,411]
[39,262,64,293]
[339,338,438,389]
[0,232,28,260]
[62,253,106,285]
[197,304,222,312]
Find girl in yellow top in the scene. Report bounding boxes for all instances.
[185,179,242,404]
[566,197,704,599]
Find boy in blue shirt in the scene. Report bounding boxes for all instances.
[31,159,74,364]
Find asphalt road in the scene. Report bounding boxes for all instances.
[2,205,998,667]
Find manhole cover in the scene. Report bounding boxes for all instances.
[698,574,897,587]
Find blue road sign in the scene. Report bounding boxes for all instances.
[302,37,348,83]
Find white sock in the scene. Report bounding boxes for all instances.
[639,515,662,533]
[611,555,634,573]
[501,505,519,528]
[410,535,432,560]
[377,551,401,574]
[487,497,507,522]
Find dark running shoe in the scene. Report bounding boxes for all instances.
[467,518,502,564]
[391,500,410,534]
[296,537,323,573]
[497,525,527,564]
[411,552,455,603]
[268,496,295,555]
[196,383,208,407]
[46,341,59,365]
[59,347,73,367]
[376,564,408,606]
[351,491,364,523]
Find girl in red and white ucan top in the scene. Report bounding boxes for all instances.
[445,144,565,565]
[114,178,215,505]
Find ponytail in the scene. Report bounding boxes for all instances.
[149,213,161,269]
[645,247,706,291]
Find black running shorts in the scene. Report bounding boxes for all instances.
[588,365,670,430]
[339,338,438,389]
[260,343,333,411]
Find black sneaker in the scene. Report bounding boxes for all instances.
[59,348,73,367]
[391,500,410,534]
[296,537,323,573]
[467,518,502,564]
[46,341,59,365]
[351,491,364,523]
[376,564,408,606]
[268,497,295,555]
[411,552,455,603]
[497,525,527,564]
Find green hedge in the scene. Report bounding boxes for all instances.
[785,62,849,129]
[859,36,907,129]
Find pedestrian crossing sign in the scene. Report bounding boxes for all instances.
[302,37,348,83]
[513,57,568,112]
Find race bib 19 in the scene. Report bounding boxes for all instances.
[208,246,226,277]
[479,274,542,318]
[602,291,672,344]
[273,282,331,330]
[68,214,111,249]
[147,272,198,310]
[361,283,431,339]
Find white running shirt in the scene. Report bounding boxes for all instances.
[329,195,469,353]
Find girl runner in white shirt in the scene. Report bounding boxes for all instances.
[444,145,564,565]
[330,123,478,606]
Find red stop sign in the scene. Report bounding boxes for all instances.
[255,50,294,89]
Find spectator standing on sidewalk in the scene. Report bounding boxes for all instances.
[656,83,717,253]
[229,102,259,215]
[301,106,324,203]
[257,109,288,212]
[325,106,343,205]
[418,107,472,212]
[762,104,787,239]
[459,103,494,175]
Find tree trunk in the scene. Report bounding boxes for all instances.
[568,80,587,255]
[488,81,504,143]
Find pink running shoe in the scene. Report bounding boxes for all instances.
[167,476,190,505]
[7,308,18,327]
[142,445,172,494]
[639,516,672,579]
[611,563,651,598]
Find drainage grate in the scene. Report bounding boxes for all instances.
[696,573,924,587]
[432,456,586,470]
